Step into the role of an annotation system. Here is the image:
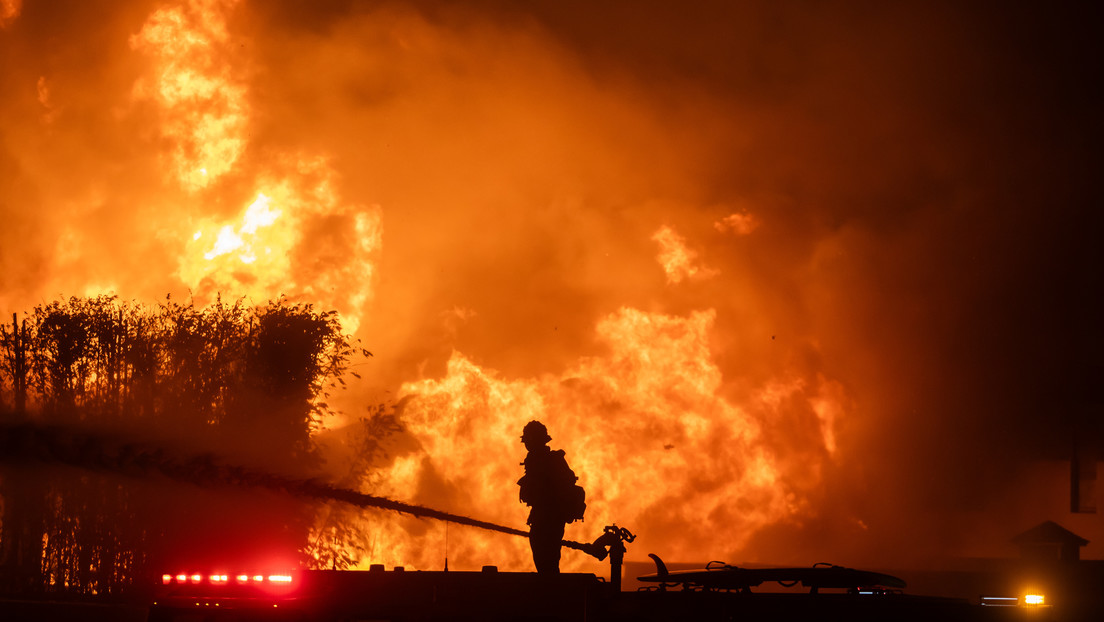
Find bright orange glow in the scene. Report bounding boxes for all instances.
[162,574,173,584]
[130,0,384,335]
[190,574,202,583]
[1024,594,1045,606]
[7,0,886,576]
[202,194,281,262]
[267,574,293,583]
[176,163,382,335]
[320,305,844,572]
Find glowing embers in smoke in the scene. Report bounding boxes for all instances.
[714,211,759,236]
[36,76,60,125]
[652,225,717,284]
[130,0,247,190]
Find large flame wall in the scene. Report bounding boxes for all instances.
[1,0,1099,571]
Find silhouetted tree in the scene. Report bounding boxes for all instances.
[0,295,372,596]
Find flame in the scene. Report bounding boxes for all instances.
[201,193,281,262]
[130,0,246,190]
[176,160,382,333]
[129,0,382,333]
[331,306,841,571]
[7,0,872,574]
[1,0,1091,577]
[808,375,846,455]
[125,3,839,562]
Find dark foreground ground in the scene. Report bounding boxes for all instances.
[0,592,1063,622]
[0,566,1087,622]
[0,597,147,622]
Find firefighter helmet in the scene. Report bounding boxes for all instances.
[521,420,552,444]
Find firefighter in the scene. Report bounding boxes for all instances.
[517,420,582,574]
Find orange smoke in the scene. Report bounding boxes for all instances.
[4,0,1095,575]
[0,0,19,29]
[1,0,841,572]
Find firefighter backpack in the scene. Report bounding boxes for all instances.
[563,483,586,523]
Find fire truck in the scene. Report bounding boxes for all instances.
[148,526,1052,622]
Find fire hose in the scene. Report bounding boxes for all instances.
[0,422,631,567]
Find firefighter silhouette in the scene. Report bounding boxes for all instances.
[517,420,584,573]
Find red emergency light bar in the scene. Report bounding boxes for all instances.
[161,572,295,586]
